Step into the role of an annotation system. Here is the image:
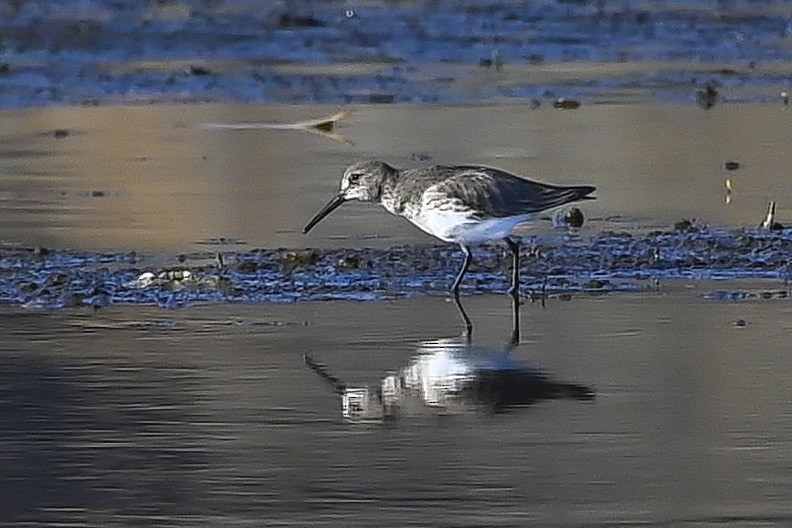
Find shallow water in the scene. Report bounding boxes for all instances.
[2,292,792,526]
[2,99,792,524]
[1,102,791,253]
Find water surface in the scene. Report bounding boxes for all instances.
[1,102,791,252]
[2,100,792,525]
[2,292,792,526]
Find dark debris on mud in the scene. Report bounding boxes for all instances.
[1,227,791,309]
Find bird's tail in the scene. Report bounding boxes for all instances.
[564,185,596,202]
[539,185,596,211]
[553,382,596,401]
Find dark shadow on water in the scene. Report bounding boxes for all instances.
[305,297,593,422]
[0,342,213,524]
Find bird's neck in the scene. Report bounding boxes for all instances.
[378,170,402,214]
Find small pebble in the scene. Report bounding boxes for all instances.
[552,207,585,229]
[63,293,85,308]
[47,274,70,287]
[697,82,719,109]
[369,94,394,104]
[189,65,211,76]
[158,269,192,282]
[566,207,584,228]
[585,279,608,290]
[237,261,258,273]
[20,282,38,295]
[337,254,365,269]
[281,249,319,268]
[553,98,581,109]
[276,14,325,28]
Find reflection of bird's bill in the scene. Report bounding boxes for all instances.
[303,195,345,234]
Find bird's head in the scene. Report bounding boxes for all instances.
[338,161,394,202]
[303,161,396,234]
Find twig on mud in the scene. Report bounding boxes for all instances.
[201,110,355,145]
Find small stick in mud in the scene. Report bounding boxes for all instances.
[201,110,355,145]
[759,201,784,230]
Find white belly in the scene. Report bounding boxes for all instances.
[409,208,533,244]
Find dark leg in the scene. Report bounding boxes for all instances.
[505,237,520,299]
[453,295,473,343]
[508,293,520,350]
[451,245,472,298]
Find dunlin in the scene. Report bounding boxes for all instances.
[303,161,596,297]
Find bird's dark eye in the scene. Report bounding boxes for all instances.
[348,172,362,184]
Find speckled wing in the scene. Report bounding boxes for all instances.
[423,166,596,218]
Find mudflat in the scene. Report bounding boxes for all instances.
[2,2,792,526]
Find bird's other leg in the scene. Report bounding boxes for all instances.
[508,291,520,350]
[505,237,520,300]
[451,245,472,298]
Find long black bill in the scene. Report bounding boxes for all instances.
[303,195,345,234]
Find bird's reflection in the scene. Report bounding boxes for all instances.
[305,297,593,422]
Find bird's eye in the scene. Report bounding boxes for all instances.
[348,172,362,184]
